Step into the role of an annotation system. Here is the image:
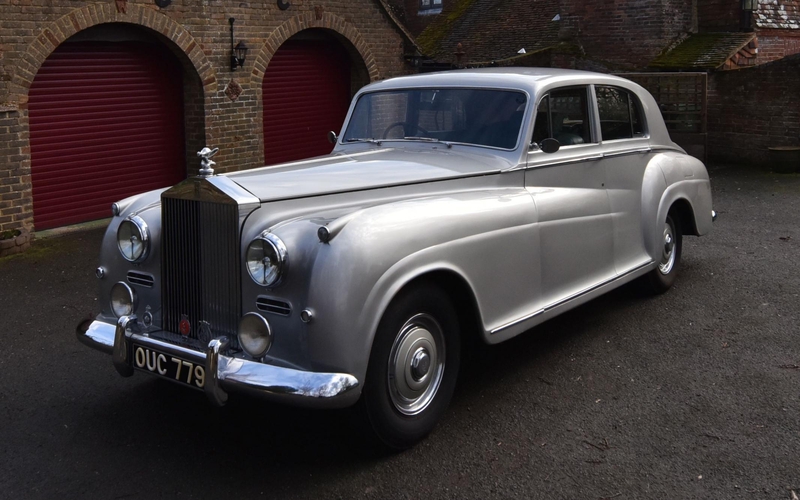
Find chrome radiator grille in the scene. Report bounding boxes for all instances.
[161,196,241,344]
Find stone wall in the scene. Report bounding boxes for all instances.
[0,0,410,236]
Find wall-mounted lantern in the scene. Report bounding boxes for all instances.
[741,0,756,31]
[229,18,249,71]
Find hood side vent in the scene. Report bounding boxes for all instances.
[256,297,292,317]
[128,271,154,288]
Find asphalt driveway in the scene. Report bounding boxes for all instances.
[0,164,798,499]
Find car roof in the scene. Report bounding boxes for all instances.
[362,67,642,95]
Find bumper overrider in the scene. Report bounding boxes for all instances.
[76,316,360,408]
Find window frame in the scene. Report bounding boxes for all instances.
[529,85,599,151]
[594,85,649,143]
[418,0,443,14]
[341,86,532,152]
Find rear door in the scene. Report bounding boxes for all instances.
[595,85,654,273]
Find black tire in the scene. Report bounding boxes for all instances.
[360,283,461,450]
[643,213,682,294]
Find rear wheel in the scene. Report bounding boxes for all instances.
[643,213,682,294]
[360,284,460,450]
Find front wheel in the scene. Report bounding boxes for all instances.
[360,284,460,450]
[643,213,682,294]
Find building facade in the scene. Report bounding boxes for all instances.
[0,0,414,244]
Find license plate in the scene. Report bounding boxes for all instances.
[132,343,206,389]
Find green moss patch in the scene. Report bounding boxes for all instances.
[0,229,21,241]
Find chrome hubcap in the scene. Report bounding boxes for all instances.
[658,221,676,275]
[388,313,445,415]
[410,348,431,381]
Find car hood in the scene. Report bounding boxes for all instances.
[225,147,514,202]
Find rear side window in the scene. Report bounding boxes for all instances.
[531,87,593,146]
[595,86,646,141]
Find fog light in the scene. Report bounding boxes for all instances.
[110,282,136,318]
[238,313,272,358]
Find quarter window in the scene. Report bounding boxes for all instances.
[531,87,593,147]
[595,86,646,141]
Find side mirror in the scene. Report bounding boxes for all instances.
[327,131,338,144]
[540,138,561,154]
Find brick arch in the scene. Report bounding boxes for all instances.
[9,3,216,102]
[251,12,381,83]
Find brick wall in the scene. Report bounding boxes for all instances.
[557,0,696,70]
[0,106,30,233]
[707,53,800,165]
[697,0,741,32]
[0,0,410,236]
[756,31,800,63]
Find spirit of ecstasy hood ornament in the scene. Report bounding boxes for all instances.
[197,147,219,177]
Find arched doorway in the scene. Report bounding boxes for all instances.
[262,30,369,165]
[28,24,195,230]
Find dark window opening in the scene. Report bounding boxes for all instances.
[531,87,593,146]
[419,0,442,14]
[595,86,646,141]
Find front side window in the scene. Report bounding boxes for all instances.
[595,86,646,141]
[343,88,527,150]
[531,87,593,147]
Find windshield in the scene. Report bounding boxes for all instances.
[343,88,528,150]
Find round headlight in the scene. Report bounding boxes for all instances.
[117,215,149,262]
[238,313,273,358]
[246,232,287,287]
[110,282,136,318]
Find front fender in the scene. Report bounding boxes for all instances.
[302,182,538,384]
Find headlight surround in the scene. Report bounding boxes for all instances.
[110,281,137,318]
[117,215,150,262]
[238,313,273,358]
[245,232,287,287]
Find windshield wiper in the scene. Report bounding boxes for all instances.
[402,136,453,148]
[345,138,382,145]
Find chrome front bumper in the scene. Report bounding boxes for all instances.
[76,317,360,409]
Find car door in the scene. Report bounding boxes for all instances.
[525,86,616,308]
[594,85,654,274]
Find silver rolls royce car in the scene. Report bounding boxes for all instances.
[77,68,714,449]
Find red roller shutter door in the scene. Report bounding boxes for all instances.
[263,40,352,165]
[29,42,186,230]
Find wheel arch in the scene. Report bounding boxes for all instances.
[668,197,698,236]
[394,269,485,347]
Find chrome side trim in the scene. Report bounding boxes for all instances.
[76,319,360,408]
[544,261,653,312]
[602,147,652,157]
[489,308,545,335]
[490,261,654,335]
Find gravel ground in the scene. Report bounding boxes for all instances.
[0,164,798,500]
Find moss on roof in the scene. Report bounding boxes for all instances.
[416,0,559,63]
[416,0,477,57]
[650,32,756,69]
